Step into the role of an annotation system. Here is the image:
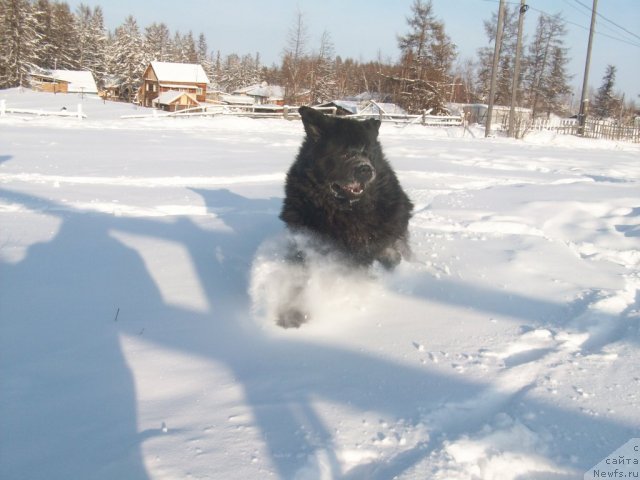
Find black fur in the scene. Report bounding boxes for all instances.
[275,108,413,328]
[280,106,414,269]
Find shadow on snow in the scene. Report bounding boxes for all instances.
[0,187,637,480]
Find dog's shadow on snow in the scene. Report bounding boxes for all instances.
[1,187,636,479]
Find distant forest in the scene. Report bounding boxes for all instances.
[0,0,634,119]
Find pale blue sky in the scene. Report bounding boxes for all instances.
[67,0,640,99]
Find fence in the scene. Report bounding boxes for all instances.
[522,116,639,142]
[120,104,465,126]
[0,99,86,119]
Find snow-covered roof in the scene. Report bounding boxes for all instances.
[150,62,209,84]
[233,82,284,100]
[153,90,199,106]
[220,94,255,105]
[360,101,407,116]
[317,100,360,114]
[33,70,98,93]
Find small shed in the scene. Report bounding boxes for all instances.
[315,100,359,116]
[359,101,407,118]
[153,90,200,112]
[233,82,285,105]
[30,69,98,95]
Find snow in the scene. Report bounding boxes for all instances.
[150,61,210,85]
[1,88,639,480]
[51,70,99,94]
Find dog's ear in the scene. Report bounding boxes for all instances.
[364,118,381,137]
[299,106,327,142]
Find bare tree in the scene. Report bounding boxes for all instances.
[282,8,309,104]
[309,30,336,103]
[523,12,570,117]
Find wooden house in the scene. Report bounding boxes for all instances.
[153,91,200,112]
[30,69,98,95]
[140,61,209,108]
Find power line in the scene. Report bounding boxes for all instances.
[571,0,640,42]
[561,0,634,41]
[525,4,640,48]
[480,0,640,48]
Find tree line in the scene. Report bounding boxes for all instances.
[0,0,634,120]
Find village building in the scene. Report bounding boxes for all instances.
[153,91,200,112]
[315,100,407,119]
[30,69,98,95]
[232,82,285,105]
[139,61,209,108]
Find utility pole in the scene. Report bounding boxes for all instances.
[508,1,528,138]
[485,0,506,137]
[578,0,597,136]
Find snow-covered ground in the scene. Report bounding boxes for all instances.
[1,89,639,480]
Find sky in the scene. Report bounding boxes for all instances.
[66,0,640,103]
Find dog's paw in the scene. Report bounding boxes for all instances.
[277,308,310,329]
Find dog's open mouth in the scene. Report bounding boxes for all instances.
[331,181,365,199]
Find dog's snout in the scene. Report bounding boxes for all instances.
[354,163,374,183]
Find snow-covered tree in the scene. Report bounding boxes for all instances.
[74,4,106,84]
[109,15,144,101]
[49,1,78,69]
[31,0,55,69]
[144,22,171,63]
[0,0,40,88]
[88,6,107,85]
[197,33,213,79]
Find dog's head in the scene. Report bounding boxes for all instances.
[299,106,381,205]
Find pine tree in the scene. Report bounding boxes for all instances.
[32,0,55,69]
[183,31,198,63]
[110,15,144,101]
[74,4,106,84]
[144,23,171,63]
[395,0,456,113]
[592,65,618,118]
[197,33,213,79]
[75,4,92,69]
[49,1,78,69]
[88,6,107,86]
[0,0,40,88]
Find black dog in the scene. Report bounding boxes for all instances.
[277,106,413,327]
